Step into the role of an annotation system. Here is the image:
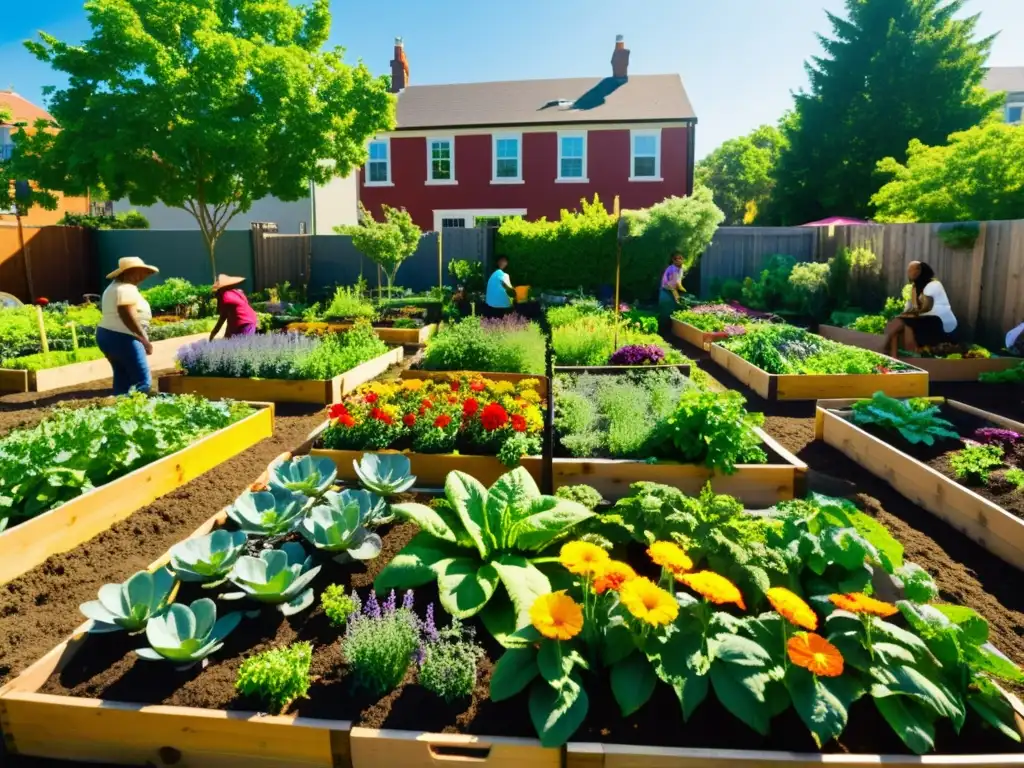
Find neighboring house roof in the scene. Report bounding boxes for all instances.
[393,74,695,131]
[983,67,1024,94]
[0,91,55,126]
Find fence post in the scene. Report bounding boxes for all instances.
[966,221,987,339]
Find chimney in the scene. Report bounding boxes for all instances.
[390,37,409,93]
[611,34,630,79]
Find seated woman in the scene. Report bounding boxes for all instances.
[882,261,957,357]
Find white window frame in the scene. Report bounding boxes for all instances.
[365,137,392,186]
[1007,103,1024,125]
[491,133,524,184]
[433,208,527,232]
[0,127,12,162]
[630,128,663,182]
[426,136,457,185]
[556,130,588,183]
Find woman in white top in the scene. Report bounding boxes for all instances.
[96,257,158,395]
[882,261,957,357]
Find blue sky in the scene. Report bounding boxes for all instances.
[2,0,1021,158]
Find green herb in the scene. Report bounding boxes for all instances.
[235,642,313,713]
[655,388,766,472]
[148,316,217,341]
[550,309,683,366]
[324,284,378,321]
[980,362,1024,384]
[419,620,484,702]
[322,584,360,627]
[391,317,420,329]
[143,278,214,316]
[850,393,960,446]
[554,484,603,509]
[949,444,1005,484]
[1005,467,1024,490]
[2,347,106,371]
[421,316,547,375]
[341,607,421,695]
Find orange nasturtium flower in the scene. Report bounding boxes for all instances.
[647,541,693,575]
[677,571,746,610]
[787,632,844,677]
[530,592,584,641]
[619,577,679,626]
[766,587,818,631]
[559,541,610,576]
[592,560,637,595]
[829,592,899,618]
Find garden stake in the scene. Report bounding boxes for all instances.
[70,321,78,352]
[438,227,444,295]
[613,195,622,348]
[36,305,49,354]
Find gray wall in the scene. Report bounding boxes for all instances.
[95,230,255,289]
[698,226,820,296]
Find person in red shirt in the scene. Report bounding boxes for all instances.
[210,275,259,340]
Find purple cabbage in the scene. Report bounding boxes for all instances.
[176,332,317,379]
[973,427,1022,445]
[608,344,665,366]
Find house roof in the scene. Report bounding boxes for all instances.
[983,67,1024,94]
[0,91,54,126]
[393,74,695,131]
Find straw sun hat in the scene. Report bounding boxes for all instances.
[106,256,159,280]
[212,274,246,291]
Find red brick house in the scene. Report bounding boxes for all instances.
[359,36,696,231]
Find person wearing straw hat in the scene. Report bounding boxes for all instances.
[210,274,259,340]
[97,256,159,395]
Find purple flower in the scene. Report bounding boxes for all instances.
[608,344,665,366]
[723,325,747,337]
[364,591,381,619]
[421,602,439,643]
[688,303,744,317]
[383,589,397,614]
[402,590,415,610]
[176,332,318,379]
[973,427,1022,445]
[415,644,427,667]
[480,314,531,332]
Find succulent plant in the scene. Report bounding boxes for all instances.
[300,490,384,563]
[353,453,416,496]
[168,530,248,586]
[79,568,178,634]
[228,488,307,538]
[135,598,242,668]
[223,542,321,616]
[269,455,338,497]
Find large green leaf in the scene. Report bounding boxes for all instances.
[538,639,574,688]
[895,562,937,603]
[785,666,862,748]
[490,647,540,702]
[510,497,594,552]
[491,554,552,638]
[480,591,524,648]
[445,471,493,559]
[528,674,589,748]
[602,621,636,667]
[674,668,710,722]
[966,645,1024,683]
[874,695,936,755]
[372,532,462,593]
[710,662,773,735]
[934,604,988,645]
[870,619,931,659]
[611,652,657,717]
[485,467,539,549]
[869,664,965,725]
[712,633,774,668]
[968,683,1023,744]
[850,509,903,571]
[389,502,459,543]
[436,559,498,619]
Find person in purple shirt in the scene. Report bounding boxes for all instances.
[210,275,259,339]
[658,251,686,332]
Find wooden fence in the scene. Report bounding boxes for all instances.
[698,227,819,295]
[252,232,310,291]
[0,224,97,303]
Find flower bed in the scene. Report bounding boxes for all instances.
[712,325,928,400]
[671,303,770,351]
[0,393,272,585]
[816,394,1024,570]
[417,315,547,376]
[548,306,685,368]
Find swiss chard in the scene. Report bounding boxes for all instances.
[849,393,959,446]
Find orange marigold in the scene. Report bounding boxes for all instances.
[592,560,637,595]
[787,632,844,677]
[530,592,584,641]
[766,587,818,631]
[677,571,746,610]
[559,541,610,576]
[829,592,898,618]
[647,541,693,575]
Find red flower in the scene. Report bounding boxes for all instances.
[420,398,433,411]
[364,392,379,404]
[371,407,393,425]
[511,414,527,432]
[450,380,461,392]
[463,398,479,417]
[434,414,452,428]
[448,395,458,405]
[328,403,349,420]
[481,402,509,431]
[403,413,417,427]
[36,297,49,306]
[470,380,486,392]
[339,414,356,428]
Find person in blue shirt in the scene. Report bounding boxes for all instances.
[484,255,514,318]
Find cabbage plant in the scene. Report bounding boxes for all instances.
[269,455,337,497]
[135,598,242,668]
[79,567,177,634]
[169,529,248,586]
[300,490,383,563]
[223,542,321,616]
[228,488,307,537]
[354,453,416,496]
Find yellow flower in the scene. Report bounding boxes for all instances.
[647,541,693,575]
[523,405,544,431]
[401,379,425,392]
[677,571,746,610]
[559,541,609,575]
[787,632,844,677]
[491,380,516,396]
[517,378,541,392]
[766,587,818,631]
[619,577,679,626]
[530,591,583,641]
[593,560,636,594]
[829,593,898,618]
[519,389,542,405]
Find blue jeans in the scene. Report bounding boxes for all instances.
[97,327,151,395]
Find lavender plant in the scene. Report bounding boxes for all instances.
[340,588,421,695]
[418,617,484,703]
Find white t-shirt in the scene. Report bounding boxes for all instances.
[1007,321,1024,350]
[919,281,957,334]
[99,281,152,336]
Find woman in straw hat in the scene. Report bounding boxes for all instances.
[97,256,159,395]
[210,274,259,341]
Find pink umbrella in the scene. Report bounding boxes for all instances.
[800,216,871,227]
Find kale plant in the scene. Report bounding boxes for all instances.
[850,393,960,446]
[654,389,766,472]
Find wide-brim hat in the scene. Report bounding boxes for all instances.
[212,274,245,292]
[106,256,159,280]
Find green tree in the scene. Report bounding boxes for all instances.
[695,124,787,225]
[337,204,421,300]
[18,0,395,278]
[0,104,57,216]
[764,0,1001,225]
[871,121,1024,222]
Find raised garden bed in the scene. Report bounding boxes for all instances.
[0,332,210,393]
[710,343,928,400]
[816,397,1024,571]
[818,325,1023,383]
[160,347,404,404]
[287,321,438,346]
[671,318,725,351]
[0,401,274,586]
[553,362,692,377]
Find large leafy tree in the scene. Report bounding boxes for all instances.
[871,121,1024,222]
[695,124,787,226]
[19,0,395,277]
[0,105,57,216]
[763,0,1001,225]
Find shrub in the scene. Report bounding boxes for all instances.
[336,204,421,300]
[143,278,213,316]
[2,347,106,371]
[324,284,378,321]
[788,261,831,320]
[148,317,217,341]
[0,304,101,360]
[551,310,682,367]
[420,315,546,375]
[418,618,484,703]
[554,484,604,509]
[59,210,150,229]
[448,259,484,293]
[741,254,796,310]
[235,642,312,714]
[321,584,360,627]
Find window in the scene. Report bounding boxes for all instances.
[1008,104,1024,124]
[492,134,522,182]
[441,217,467,228]
[630,129,662,180]
[0,127,12,162]
[366,138,391,185]
[427,137,455,183]
[557,131,587,181]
